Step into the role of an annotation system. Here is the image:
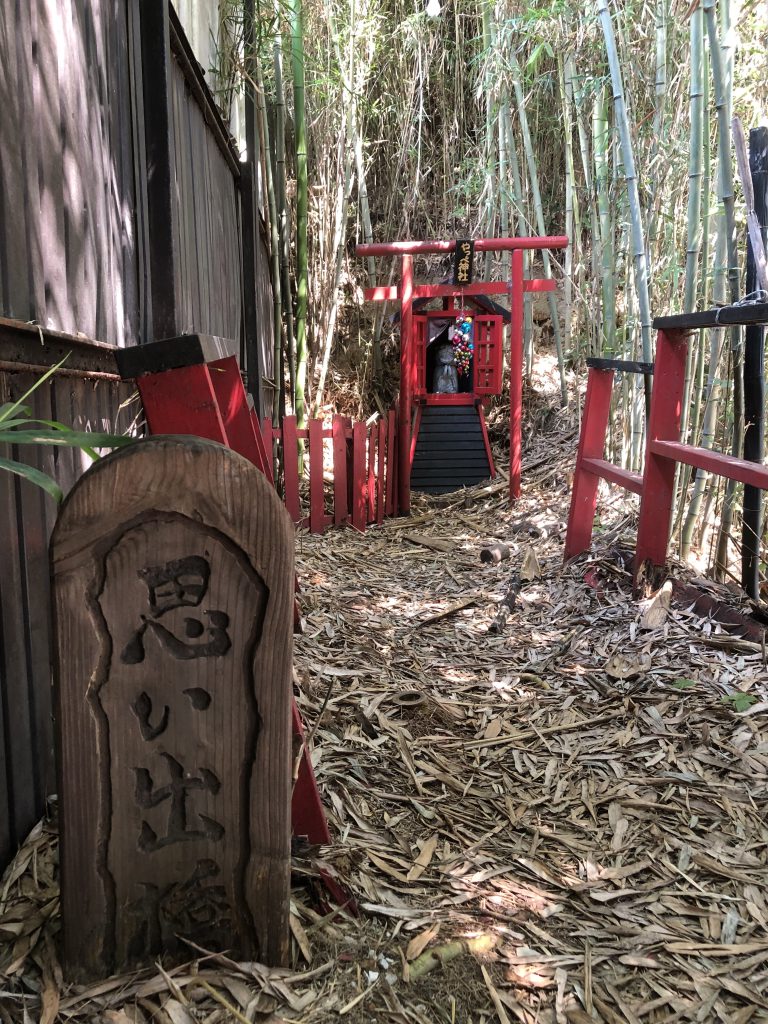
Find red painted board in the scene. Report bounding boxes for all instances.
[509,249,524,501]
[308,419,325,535]
[652,440,768,488]
[563,368,615,561]
[138,364,228,441]
[352,421,367,532]
[477,404,496,478]
[332,415,349,525]
[208,356,273,481]
[385,410,396,516]
[291,702,331,845]
[282,416,301,523]
[377,419,386,524]
[367,427,377,523]
[634,329,688,572]
[523,279,557,292]
[357,235,569,257]
[581,457,643,495]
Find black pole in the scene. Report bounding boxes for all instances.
[741,126,768,599]
[241,0,266,419]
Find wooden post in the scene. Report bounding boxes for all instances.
[332,415,349,525]
[634,329,688,573]
[385,410,397,516]
[367,425,377,523]
[509,248,525,500]
[377,418,386,524]
[563,367,615,560]
[399,254,414,514]
[138,0,178,340]
[51,437,293,980]
[308,418,325,534]
[352,421,367,531]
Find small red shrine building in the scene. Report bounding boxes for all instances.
[357,235,568,512]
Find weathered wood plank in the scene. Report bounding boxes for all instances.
[52,436,293,979]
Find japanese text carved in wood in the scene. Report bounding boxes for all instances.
[51,437,294,980]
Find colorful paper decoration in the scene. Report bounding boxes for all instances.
[451,315,474,376]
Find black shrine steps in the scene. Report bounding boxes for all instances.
[410,404,491,495]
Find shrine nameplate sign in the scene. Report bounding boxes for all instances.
[51,437,294,980]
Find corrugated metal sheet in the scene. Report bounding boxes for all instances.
[0,0,140,347]
[170,49,242,341]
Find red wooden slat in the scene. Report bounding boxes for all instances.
[581,457,643,495]
[291,702,331,844]
[523,279,557,292]
[650,440,768,489]
[398,253,414,515]
[352,421,367,532]
[563,367,615,561]
[138,364,228,441]
[357,236,569,257]
[367,426,376,523]
[208,356,273,482]
[332,415,349,525]
[509,248,524,501]
[385,410,396,516]
[282,415,301,523]
[308,419,325,534]
[409,405,422,468]
[635,329,689,572]
[377,419,386,525]
[477,404,496,478]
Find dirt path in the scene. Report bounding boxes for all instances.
[1,412,767,1023]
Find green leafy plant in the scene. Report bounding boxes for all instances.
[722,692,758,713]
[0,358,135,503]
[671,677,697,690]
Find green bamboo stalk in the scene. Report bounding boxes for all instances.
[560,54,575,361]
[482,1,496,280]
[571,58,602,355]
[289,0,308,430]
[273,33,296,412]
[503,113,534,379]
[674,10,706,545]
[596,0,652,369]
[354,125,383,387]
[704,0,741,577]
[508,49,567,406]
[255,60,284,429]
[681,225,727,558]
[593,85,615,355]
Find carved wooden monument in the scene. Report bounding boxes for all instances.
[51,437,294,980]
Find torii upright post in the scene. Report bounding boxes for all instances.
[356,236,568,511]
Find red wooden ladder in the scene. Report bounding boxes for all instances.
[563,357,651,562]
[117,335,331,847]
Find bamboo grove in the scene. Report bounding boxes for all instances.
[215,0,768,581]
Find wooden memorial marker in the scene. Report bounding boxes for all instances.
[51,437,294,980]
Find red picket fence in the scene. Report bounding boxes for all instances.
[260,410,399,534]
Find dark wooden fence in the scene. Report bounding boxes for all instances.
[0,1,274,870]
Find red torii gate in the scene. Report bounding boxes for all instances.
[357,235,568,512]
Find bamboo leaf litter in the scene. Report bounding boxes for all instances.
[1,400,767,1022]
